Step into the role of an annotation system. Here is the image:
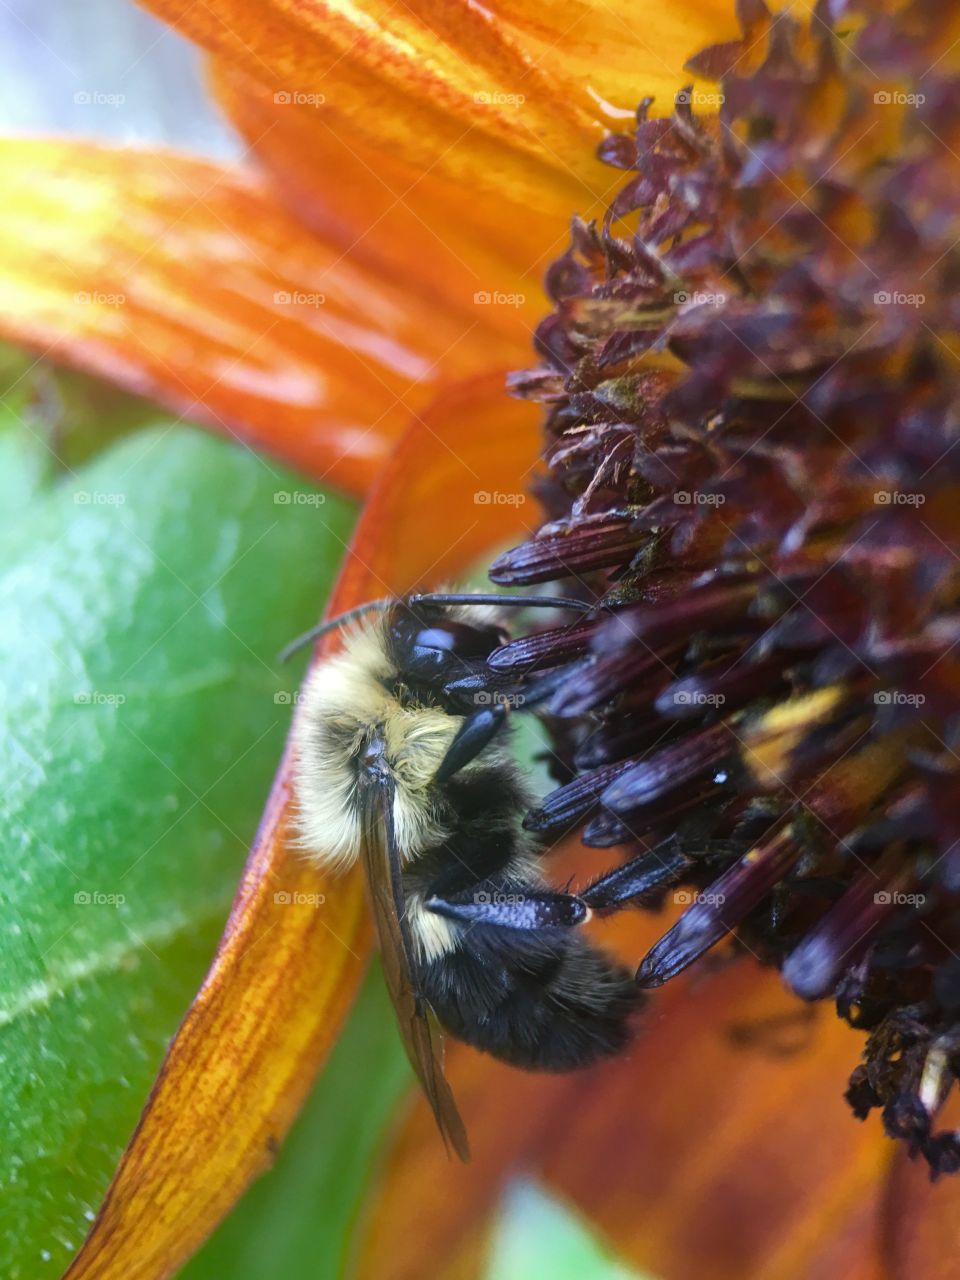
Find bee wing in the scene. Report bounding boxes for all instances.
[359,784,470,1162]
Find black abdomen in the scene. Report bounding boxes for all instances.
[403,751,640,1070]
[417,929,639,1071]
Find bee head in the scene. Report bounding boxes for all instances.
[385,603,507,685]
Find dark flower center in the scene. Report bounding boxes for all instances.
[492,0,960,1175]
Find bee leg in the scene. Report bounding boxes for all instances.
[425,888,588,931]
[433,702,508,784]
[581,846,692,910]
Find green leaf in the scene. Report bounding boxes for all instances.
[0,422,354,1278]
[181,968,411,1280]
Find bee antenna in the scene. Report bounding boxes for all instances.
[406,592,596,613]
[277,599,393,663]
[278,593,599,663]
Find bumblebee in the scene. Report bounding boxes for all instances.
[288,591,640,1158]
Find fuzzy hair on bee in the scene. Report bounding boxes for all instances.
[293,616,465,876]
[289,591,641,1156]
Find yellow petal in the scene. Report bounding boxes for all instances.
[0,139,523,495]
[64,370,541,1280]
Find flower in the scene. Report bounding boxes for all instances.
[490,0,960,1179]
[0,0,956,1277]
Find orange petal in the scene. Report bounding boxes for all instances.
[204,0,745,352]
[537,963,889,1280]
[211,62,557,332]
[65,371,541,1280]
[355,902,892,1280]
[355,1049,577,1279]
[143,0,739,217]
[883,1136,960,1280]
[0,139,523,495]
